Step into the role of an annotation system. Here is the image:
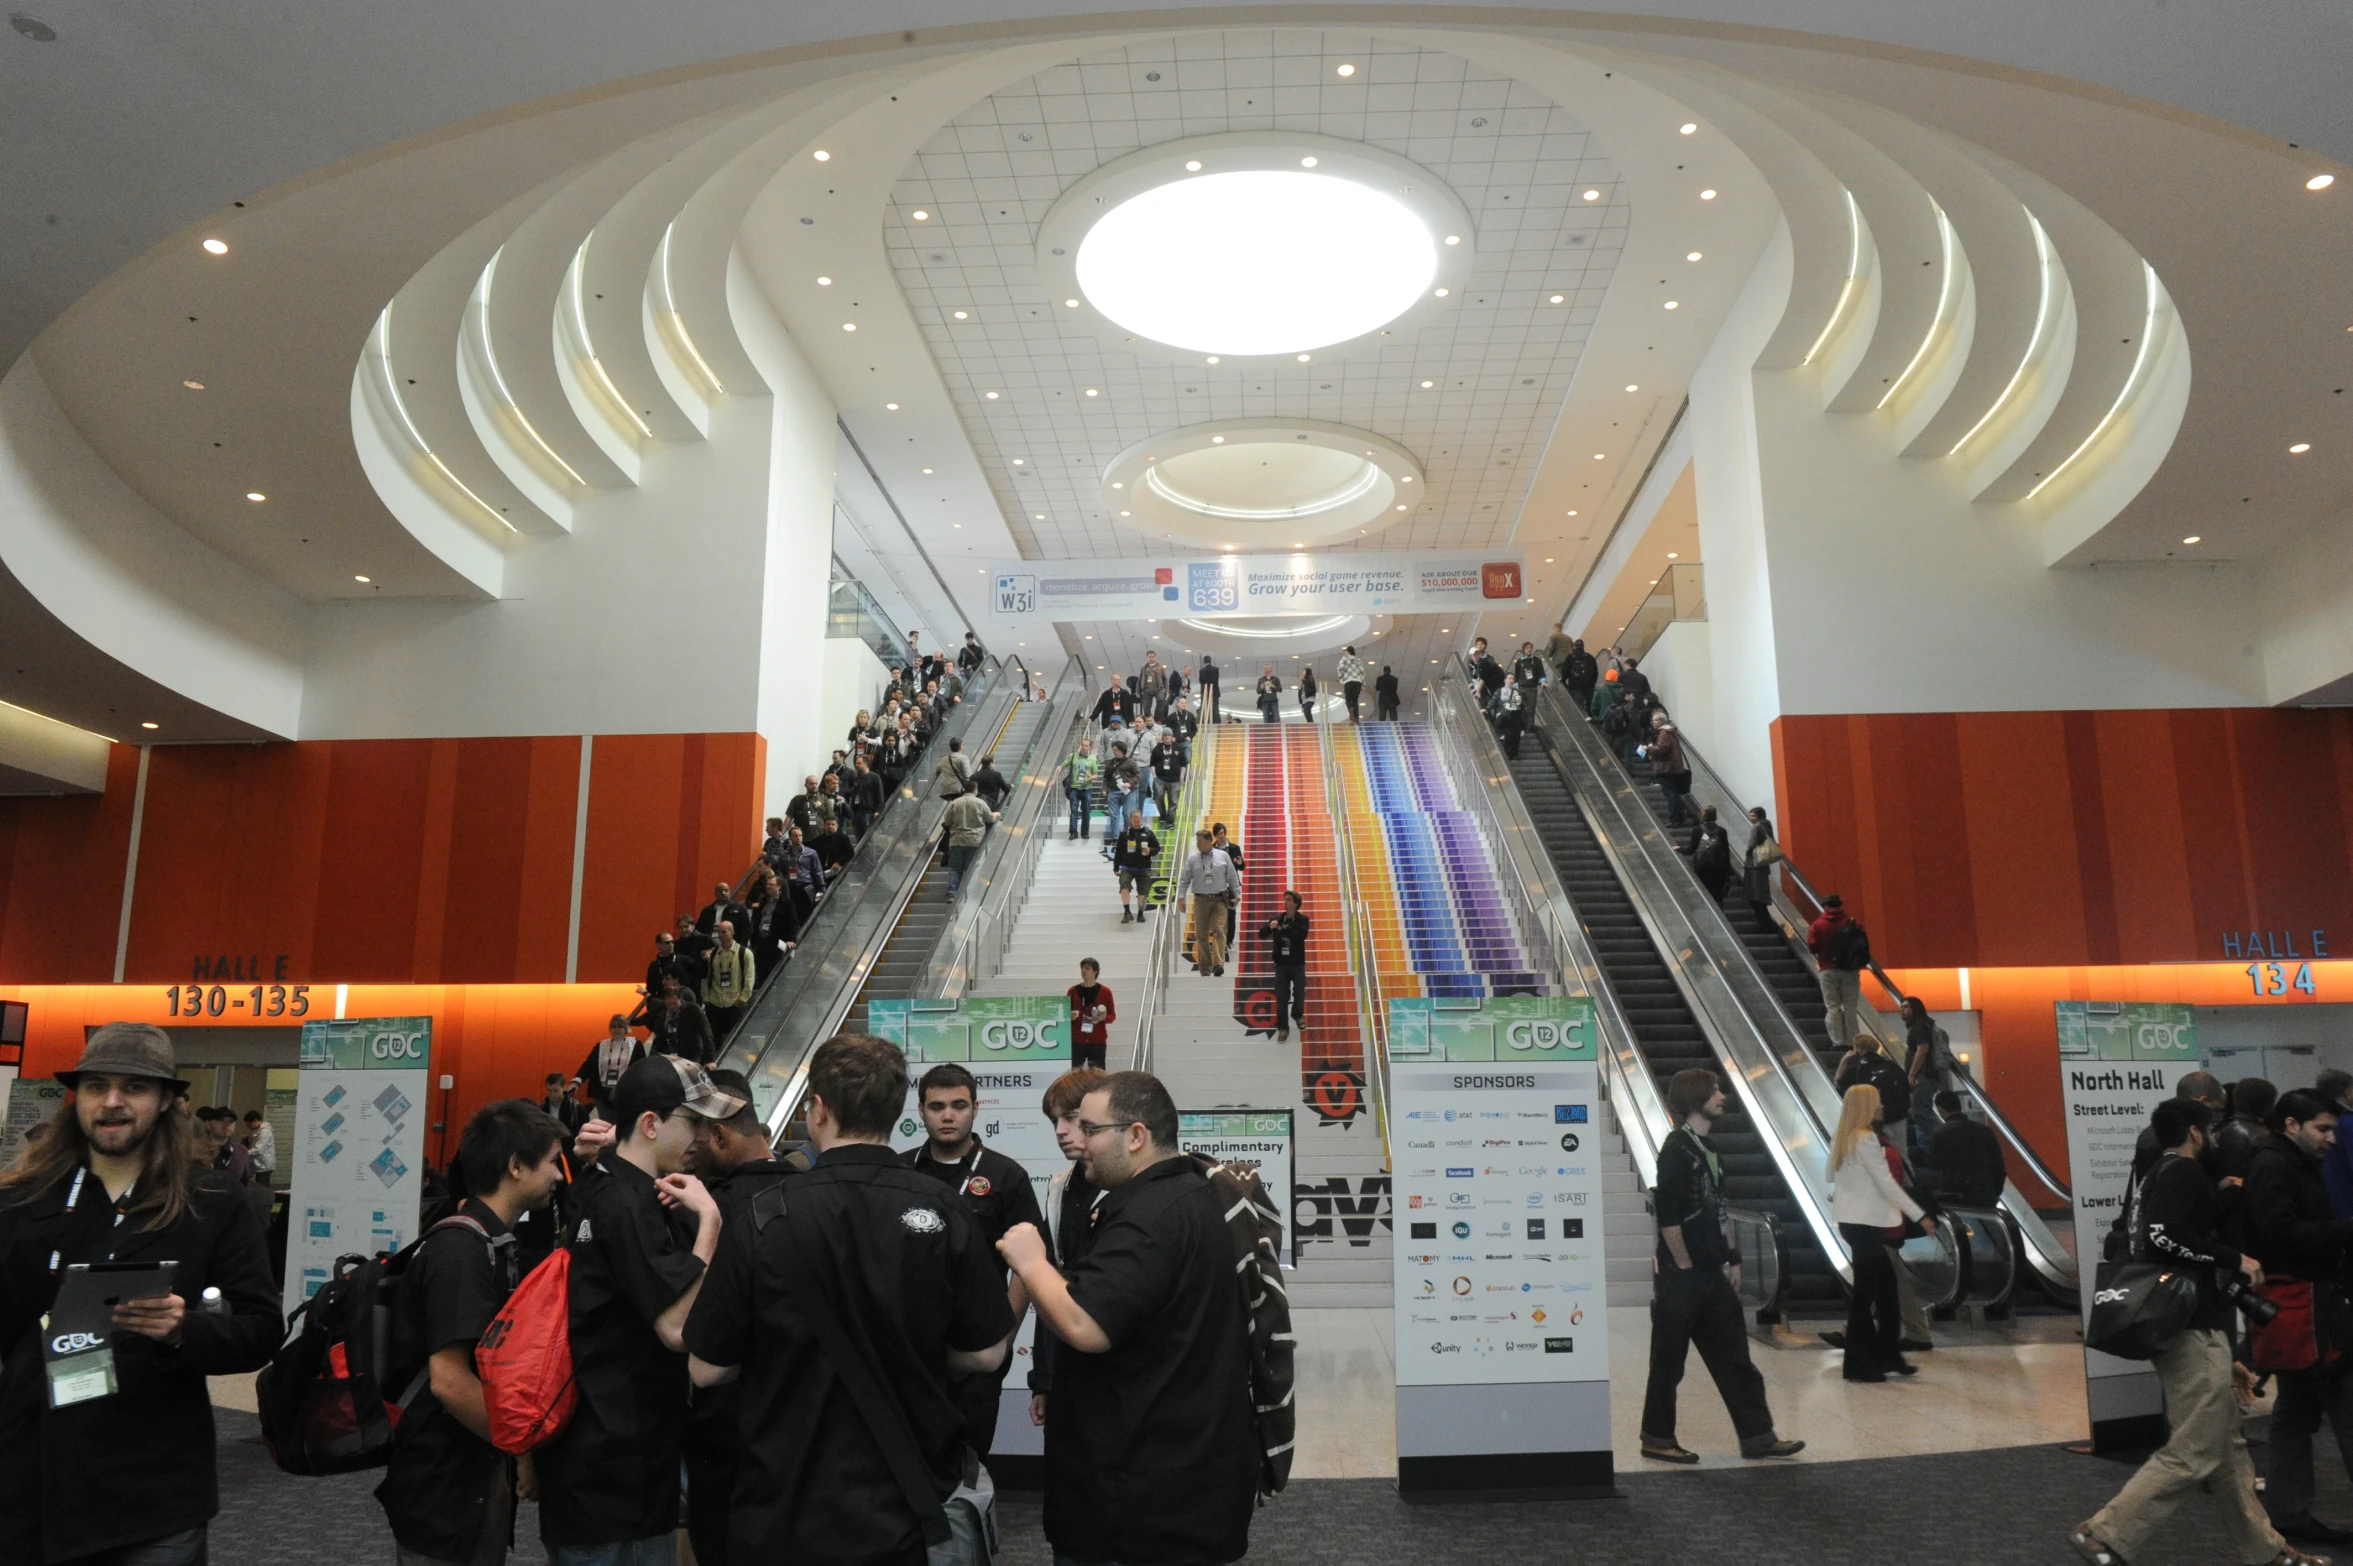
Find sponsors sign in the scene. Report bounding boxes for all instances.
[2057,1001,2200,1445]
[987,550,1527,623]
[284,1018,432,1317]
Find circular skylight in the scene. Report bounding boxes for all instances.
[1075,171,1437,355]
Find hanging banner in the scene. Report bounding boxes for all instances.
[987,550,1525,623]
[1387,995,1610,1494]
[283,1017,432,1317]
[871,996,1073,1476]
[2057,1000,2201,1451]
[2,1078,66,1166]
[1180,1108,1296,1267]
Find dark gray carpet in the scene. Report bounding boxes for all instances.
[209,1407,2349,1565]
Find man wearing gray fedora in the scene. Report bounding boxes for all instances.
[0,1022,283,1566]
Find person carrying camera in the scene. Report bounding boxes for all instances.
[2244,1090,2353,1546]
[2072,1098,2320,1566]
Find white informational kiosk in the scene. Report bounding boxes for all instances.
[283,1016,432,1317]
[2057,1000,2201,1451]
[1388,996,1611,1494]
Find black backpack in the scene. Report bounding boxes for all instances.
[256,1214,495,1475]
[1830,920,1873,972]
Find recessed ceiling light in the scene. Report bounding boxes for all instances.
[2309,174,2336,191]
[202,238,228,255]
[921,467,933,474]
[1077,170,1438,355]
[141,721,159,731]
[1543,557,1554,563]
[354,574,371,583]
[1433,288,1449,298]
[1396,504,1407,511]
[1567,510,1577,517]
[842,322,856,332]
[985,391,999,400]
[1664,300,1679,310]
[1444,235,1461,247]
[246,491,266,502]
[953,309,968,319]
[1687,251,1703,261]
[812,150,830,162]
[1593,453,1605,460]
[1120,510,1132,516]
[1206,355,1220,365]
[953,522,962,528]
[1667,551,1679,559]
[1700,189,1718,200]
[1185,159,1203,172]
[2290,442,2312,453]
[1400,475,1414,483]
[2183,535,2202,545]
[1064,298,1080,309]
[1035,513,1045,519]
[1336,62,1356,76]
[1300,156,1318,168]
[1086,387,1100,396]
[1582,190,1600,202]
[1420,379,1434,388]
[1112,481,1124,488]
[817,276,832,286]
[1625,384,1639,392]
[182,380,204,390]
[1211,436,1224,444]
[885,402,900,411]
[1013,458,1025,464]
[911,210,930,221]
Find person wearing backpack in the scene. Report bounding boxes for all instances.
[683,1033,1015,1564]
[1808,894,1872,1051]
[0,1024,282,1566]
[997,1070,1258,1566]
[536,1056,738,1566]
[376,1100,569,1566]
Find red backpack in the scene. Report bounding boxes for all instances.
[474,1247,578,1453]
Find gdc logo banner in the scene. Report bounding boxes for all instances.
[1386,996,1596,1064]
[867,997,1072,1064]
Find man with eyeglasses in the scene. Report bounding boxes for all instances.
[997,1071,1256,1566]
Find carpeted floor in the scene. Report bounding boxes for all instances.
[210,1407,2351,1565]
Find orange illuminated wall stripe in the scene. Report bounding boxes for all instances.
[1773,709,2353,970]
[0,735,763,987]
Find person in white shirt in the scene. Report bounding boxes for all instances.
[1174,830,1239,976]
[1336,647,1368,723]
[1828,1083,1938,1384]
[242,1110,276,1178]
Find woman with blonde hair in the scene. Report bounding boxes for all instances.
[1829,1082,1937,1382]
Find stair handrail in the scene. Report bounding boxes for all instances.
[1319,722,1393,1168]
[1131,720,1210,1076]
[1625,714,2072,1206]
[1427,673,1674,1186]
[923,657,1089,1000]
[723,668,1022,1133]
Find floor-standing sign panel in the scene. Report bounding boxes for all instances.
[1388,996,1610,1494]
[284,1017,432,1318]
[2057,1000,2200,1451]
[870,997,1072,1480]
[1180,1109,1296,1268]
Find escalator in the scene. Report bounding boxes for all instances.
[1506,746,1841,1307]
[1583,706,2078,1304]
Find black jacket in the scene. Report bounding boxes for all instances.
[0,1167,282,1564]
[1920,1115,2006,1206]
[2215,1114,2268,1185]
[2138,1151,2242,1331]
[2242,1131,2353,1280]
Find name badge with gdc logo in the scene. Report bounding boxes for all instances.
[44,1261,176,1408]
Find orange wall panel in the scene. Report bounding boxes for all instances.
[0,744,139,982]
[1776,708,2353,969]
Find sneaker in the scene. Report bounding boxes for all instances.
[2067,1526,2129,1566]
[1275,1029,1289,1042]
[1739,1435,1805,1459]
[1121,908,1133,924]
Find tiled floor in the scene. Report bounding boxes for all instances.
[1289,1307,2103,1479]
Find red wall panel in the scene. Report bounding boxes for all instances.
[1777,708,2353,969]
[0,744,140,982]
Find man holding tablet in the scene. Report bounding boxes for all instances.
[0,1022,282,1566]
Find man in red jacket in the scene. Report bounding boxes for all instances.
[1068,960,1116,1072]
[1809,895,1871,1051]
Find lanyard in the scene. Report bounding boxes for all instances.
[931,1142,985,1198]
[52,1166,132,1273]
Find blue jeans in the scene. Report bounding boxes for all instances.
[1102,790,1129,849]
[548,1540,677,1566]
[945,843,980,897]
[1066,785,1091,837]
[82,1530,207,1566]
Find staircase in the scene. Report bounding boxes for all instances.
[969,831,1158,1068]
[1505,747,1840,1309]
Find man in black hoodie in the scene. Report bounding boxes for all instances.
[2245,1090,2353,1545]
[2074,1099,2304,1566]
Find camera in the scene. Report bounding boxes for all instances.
[2215,1271,2280,1327]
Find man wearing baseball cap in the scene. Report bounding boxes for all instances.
[0,1022,282,1566]
[536,1056,742,1565]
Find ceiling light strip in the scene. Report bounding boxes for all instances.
[1948,212,2055,456]
[659,223,727,397]
[1175,615,1353,639]
[477,248,587,487]
[570,233,653,439]
[1876,200,1957,410]
[1801,189,1862,368]
[1143,460,1384,520]
[2026,260,2160,501]
[374,305,518,534]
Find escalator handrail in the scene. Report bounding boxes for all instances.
[1426,675,1673,1188]
[1129,719,1204,1077]
[1318,722,1393,1169]
[722,668,1023,1131]
[1509,666,1854,1280]
[924,660,1089,1000]
[1635,712,2073,1203]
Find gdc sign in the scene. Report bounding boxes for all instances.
[370,1030,428,1062]
[1503,1020,1578,1053]
[979,1019,1055,1054]
[2134,1021,2194,1054]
